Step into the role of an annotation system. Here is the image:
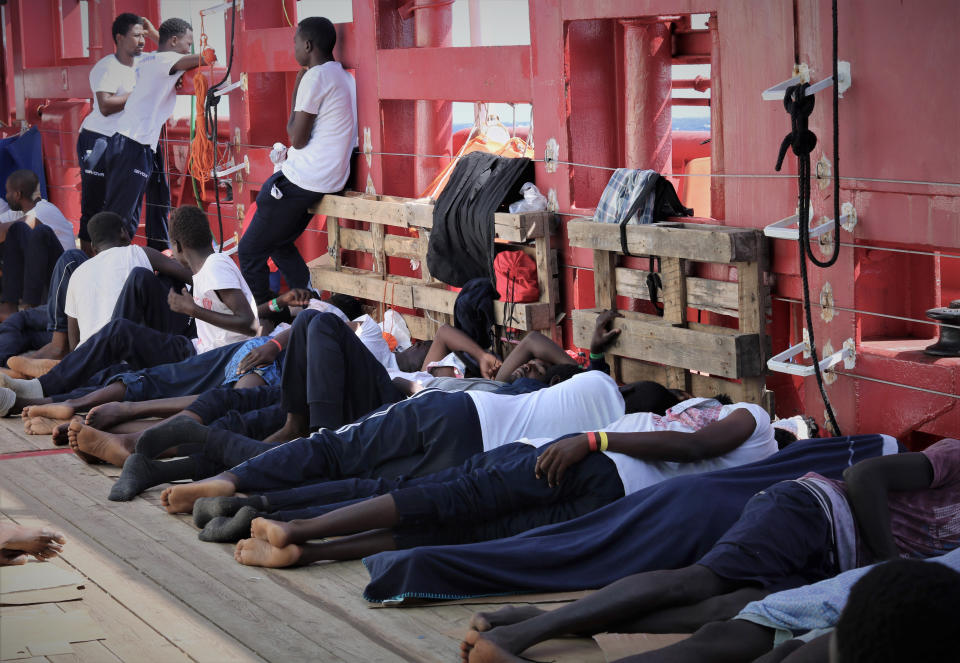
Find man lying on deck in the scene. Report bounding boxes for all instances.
[0,206,261,416]
[95,312,628,498]
[154,367,639,514]
[608,547,960,663]
[221,397,791,558]
[457,437,960,663]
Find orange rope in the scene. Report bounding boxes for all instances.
[188,18,215,200]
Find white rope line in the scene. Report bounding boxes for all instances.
[773,296,960,331]
[833,371,960,400]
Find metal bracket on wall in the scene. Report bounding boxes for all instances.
[544,138,559,173]
[762,61,851,100]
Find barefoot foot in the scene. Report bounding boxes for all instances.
[85,401,133,431]
[161,478,236,514]
[23,415,70,436]
[67,420,133,466]
[469,606,547,633]
[234,537,301,568]
[460,630,527,663]
[250,517,296,548]
[7,355,60,378]
[21,403,75,421]
[51,417,81,446]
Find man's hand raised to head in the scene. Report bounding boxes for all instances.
[277,288,312,309]
[590,309,623,355]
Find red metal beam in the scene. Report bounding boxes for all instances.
[376,46,532,102]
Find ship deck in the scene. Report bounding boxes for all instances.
[0,417,615,663]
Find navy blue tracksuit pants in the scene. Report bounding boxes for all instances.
[0,248,86,363]
[253,441,625,547]
[282,309,404,431]
[225,389,484,494]
[238,170,324,303]
[1,221,63,306]
[186,384,285,442]
[77,128,107,242]
[102,133,152,239]
[111,268,193,336]
[39,318,195,397]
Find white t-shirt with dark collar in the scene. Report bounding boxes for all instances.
[190,253,259,353]
[3,201,77,251]
[281,61,357,193]
[115,50,185,150]
[81,54,138,137]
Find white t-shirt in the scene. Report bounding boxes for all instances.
[191,253,259,353]
[115,50,185,149]
[81,54,138,137]
[281,61,357,193]
[25,200,76,251]
[599,400,775,496]
[64,245,152,345]
[468,371,625,452]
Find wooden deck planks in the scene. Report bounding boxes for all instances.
[0,418,504,663]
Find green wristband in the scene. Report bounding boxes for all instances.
[589,352,604,360]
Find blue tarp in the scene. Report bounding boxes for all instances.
[0,128,47,199]
[362,435,896,603]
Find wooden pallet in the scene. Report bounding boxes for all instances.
[308,192,558,341]
[568,219,773,410]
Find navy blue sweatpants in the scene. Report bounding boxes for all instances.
[102,133,152,239]
[226,389,484,493]
[144,145,171,251]
[77,128,108,242]
[111,267,193,336]
[238,170,324,303]
[255,440,625,549]
[187,384,285,442]
[282,310,404,431]
[39,318,195,397]
[1,221,63,306]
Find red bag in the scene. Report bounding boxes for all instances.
[494,250,540,303]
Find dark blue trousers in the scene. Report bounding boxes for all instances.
[0,308,49,365]
[77,128,108,242]
[186,385,281,424]
[39,318,195,397]
[207,405,286,440]
[102,133,152,239]
[238,170,324,303]
[0,249,87,364]
[227,389,484,493]
[47,250,88,333]
[257,440,624,550]
[2,221,64,306]
[282,310,404,431]
[144,145,170,251]
[111,267,193,336]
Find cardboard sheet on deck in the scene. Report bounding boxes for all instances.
[0,563,84,605]
[0,605,105,659]
[371,589,593,608]
[593,633,690,660]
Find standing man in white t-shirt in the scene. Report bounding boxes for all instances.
[76,13,159,255]
[238,16,357,303]
[100,18,213,244]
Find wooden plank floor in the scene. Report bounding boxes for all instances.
[0,417,504,662]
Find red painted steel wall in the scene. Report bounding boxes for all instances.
[1,0,958,446]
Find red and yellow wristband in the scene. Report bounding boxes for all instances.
[587,431,609,452]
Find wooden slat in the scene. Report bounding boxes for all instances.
[617,357,763,405]
[615,267,742,318]
[312,195,547,240]
[660,257,690,391]
[572,308,764,378]
[310,263,416,309]
[567,220,763,263]
[339,228,423,261]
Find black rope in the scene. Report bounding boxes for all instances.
[203,2,238,252]
[773,0,843,435]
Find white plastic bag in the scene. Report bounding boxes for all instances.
[508,182,548,213]
[382,309,412,351]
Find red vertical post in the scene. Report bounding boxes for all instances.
[413,4,453,195]
[620,19,672,173]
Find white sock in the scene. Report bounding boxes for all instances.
[0,387,16,417]
[0,374,43,400]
